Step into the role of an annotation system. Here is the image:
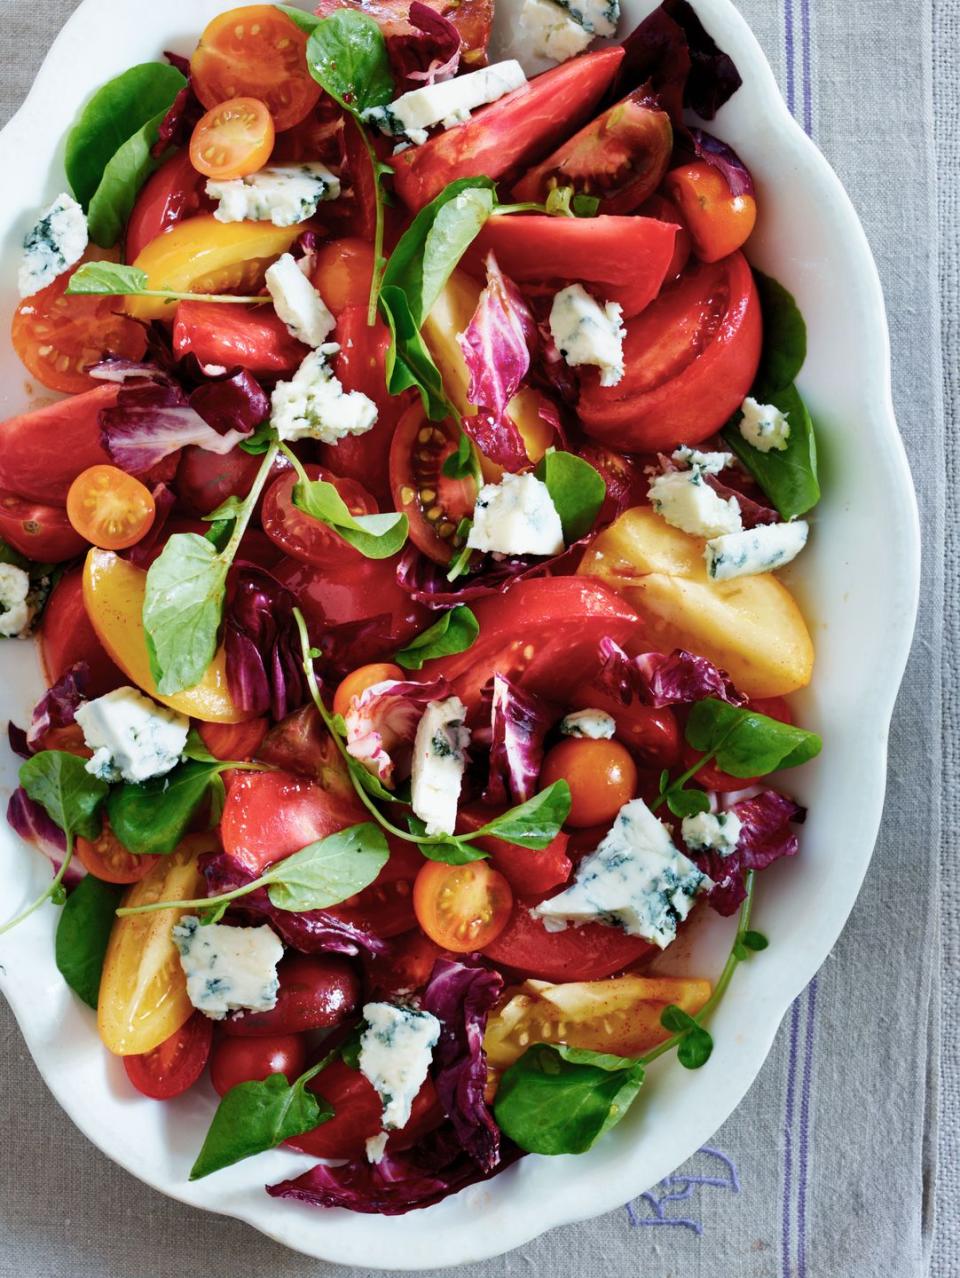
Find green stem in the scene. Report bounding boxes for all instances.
[490,202,546,216]
[222,441,280,566]
[350,113,387,327]
[0,835,76,936]
[68,288,267,305]
[650,748,718,813]
[116,878,263,919]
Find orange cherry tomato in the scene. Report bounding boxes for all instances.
[75,822,161,885]
[332,662,405,719]
[310,238,376,316]
[190,6,321,132]
[664,162,757,263]
[540,738,638,828]
[66,465,156,551]
[413,860,513,954]
[190,96,275,179]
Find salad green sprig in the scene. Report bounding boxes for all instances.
[66,261,268,306]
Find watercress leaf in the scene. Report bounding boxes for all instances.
[339,1026,363,1068]
[203,495,246,522]
[87,104,178,248]
[677,1025,714,1070]
[379,283,453,420]
[723,382,820,520]
[742,929,769,952]
[107,760,227,856]
[442,430,474,479]
[264,822,390,911]
[51,884,68,907]
[55,875,123,1009]
[142,533,230,694]
[685,698,822,778]
[666,787,712,818]
[410,816,488,865]
[276,3,321,34]
[305,10,394,114]
[445,526,474,582]
[65,261,149,296]
[238,421,277,455]
[493,1042,644,1155]
[347,756,401,803]
[534,450,606,542]
[204,520,234,553]
[751,270,807,397]
[394,605,479,670]
[660,1004,698,1033]
[65,61,186,208]
[292,478,408,559]
[19,751,107,840]
[477,780,571,849]
[190,1072,332,1180]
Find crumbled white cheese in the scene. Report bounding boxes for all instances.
[362,61,527,145]
[549,284,625,387]
[74,686,188,784]
[648,466,743,538]
[270,347,378,445]
[207,163,340,227]
[560,708,617,739]
[359,1002,441,1129]
[410,697,470,837]
[681,810,743,856]
[18,192,88,298]
[672,446,734,474]
[705,520,809,580]
[515,0,594,70]
[556,0,620,36]
[265,253,335,348]
[0,564,34,637]
[467,472,565,557]
[739,397,791,452]
[172,916,283,1020]
[365,1131,390,1163]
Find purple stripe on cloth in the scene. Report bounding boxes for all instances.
[797,977,819,1277]
[782,997,802,1278]
[800,0,813,135]
[784,0,796,115]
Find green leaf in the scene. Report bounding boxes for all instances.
[142,533,229,695]
[87,104,177,248]
[493,1042,644,1155]
[475,781,571,849]
[19,751,108,840]
[65,62,186,209]
[572,193,600,217]
[107,761,228,856]
[263,823,389,911]
[292,478,408,559]
[190,1071,332,1180]
[66,261,148,295]
[55,875,122,1008]
[276,3,322,34]
[535,450,606,543]
[685,698,822,778]
[0,537,30,571]
[665,787,711,819]
[660,1004,698,1033]
[752,270,807,397]
[238,421,277,455]
[348,757,402,804]
[379,284,452,420]
[406,816,488,864]
[339,1027,363,1069]
[305,10,394,115]
[677,1025,713,1069]
[203,495,246,523]
[723,382,820,520]
[742,930,769,952]
[442,430,474,479]
[395,606,479,670]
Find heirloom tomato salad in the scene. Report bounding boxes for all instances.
[0,0,822,1214]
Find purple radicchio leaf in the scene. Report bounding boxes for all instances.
[689,128,754,198]
[386,2,462,92]
[344,677,451,786]
[223,564,309,722]
[7,723,30,760]
[266,1124,520,1215]
[482,674,554,806]
[595,637,747,708]
[314,613,407,680]
[122,483,176,568]
[421,956,504,1171]
[687,789,805,915]
[661,0,742,119]
[291,230,322,278]
[152,56,203,156]
[395,537,593,612]
[25,662,90,752]
[704,472,778,528]
[6,788,87,889]
[189,368,270,435]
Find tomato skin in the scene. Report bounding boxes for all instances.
[222,954,360,1037]
[329,875,418,939]
[76,822,161,884]
[258,705,355,796]
[175,442,268,517]
[190,96,275,180]
[481,900,656,982]
[333,663,405,719]
[39,569,125,697]
[541,738,638,828]
[198,717,268,761]
[392,47,625,211]
[681,695,793,791]
[413,860,513,953]
[457,806,572,898]
[0,492,88,562]
[365,930,452,999]
[123,1012,213,1100]
[568,679,681,768]
[66,465,156,551]
[0,384,119,504]
[665,162,757,263]
[261,464,377,569]
[125,150,210,263]
[310,240,375,315]
[210,1033,307,1096]
[173,299,308,377]
[390,404,477,565]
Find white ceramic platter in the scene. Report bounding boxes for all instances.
[0,0,919,1266]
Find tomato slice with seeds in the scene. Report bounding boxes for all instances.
[123,1012,213,1100]
[413,860,513,953]
[189,96,275,179]
[75,821,161,885]
[389,404,477,565]
[66,465,156,551]
[262,464,378,570]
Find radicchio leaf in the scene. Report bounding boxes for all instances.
[344,678,451,786]
[482,674,554,806]
[662,0,742,119]
[152,55,203,155]
[704,472,778,528]
[688,789,805,915]
[596,638,746,708]
[7,723,30,760]
[223,565,308,722]
[395,538,592,611]
[189,368,270,435]
[26,662,90,751]
[6,788,86,888]
[421,957,503,1171]
[689,128,754,197]
[315,613,407,679]
[386,2,462,92]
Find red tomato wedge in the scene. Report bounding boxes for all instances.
[0,384,119,504]
[391,48,625,212]
[457,806,572,898]
[481,899,656,982]
[123,1013,213,1100]
[578,250,762,452]
[173,300,308,377]
[125,150,210,263]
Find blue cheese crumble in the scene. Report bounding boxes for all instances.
[265,253,335,348]
[672,446,734,474]
[549,284,625,387]
[362,62,527,145]
[172,916,283,1020]
[270,348,378,445]
[410,697,470,836]
[681,810,742,855]
[705,520,809,581]
[532,798,712,949]
[207,163,340,227]
[648,466,743,538]
[359,1002,441,1130]
[739,397,791,452]
[555,0,620,36]
[467,472,564,557]
[74,686,188,784]
[560,708,617,739]
[18,192,88,298]
[0,564,34,638]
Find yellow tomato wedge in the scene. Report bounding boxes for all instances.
[483,974,712,1071]
[82,548,247,723]
[98,835,214,1055]
[124,214,304,321]
[578,506,814,698]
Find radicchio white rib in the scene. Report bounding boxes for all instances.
[596,637,746,707]
[686,789,805,915]
[483,674,555,806]
[344,678,451,786]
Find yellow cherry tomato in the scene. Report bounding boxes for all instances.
[332,662,405,720]
[66,465,156,550]
[189,96,275,180]
[540,737,638,828]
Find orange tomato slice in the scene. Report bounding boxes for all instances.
[413,860,513,953]
[190,96,275,180]
[66,465,156,551]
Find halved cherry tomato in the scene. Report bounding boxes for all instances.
[0,491,87,562]
[0,383,119,504]
[11,259,147,394]
[457,806,572,898]
[75,821,160,884]
[389,404,477,565]
[578,251,762,452]
[365,930,452,999]
[198,717,268,761]
[512,91,673,215]
[190,96,275,180]
[310,239,375,315]
[173,300,308,377]
[567,679,681,768]
[481,898,656,982]
[123,1012,213,1100]
[222,954,360,1036]
[175,441,268,517]
[258,705,355,796]
[210,1032,307,1096]
[261,464,378,569]
[665,161,757,263]
[125,150,211,264]
[681,695,793,791]
[313,0,493,64]
[40,569,125,697]
[392,47,625,211]
[66,465,156,551]
[333,662,405,719]
[413,860,513,953]
[540,738,638,828]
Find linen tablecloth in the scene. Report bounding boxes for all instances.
[0,0,951,1273]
